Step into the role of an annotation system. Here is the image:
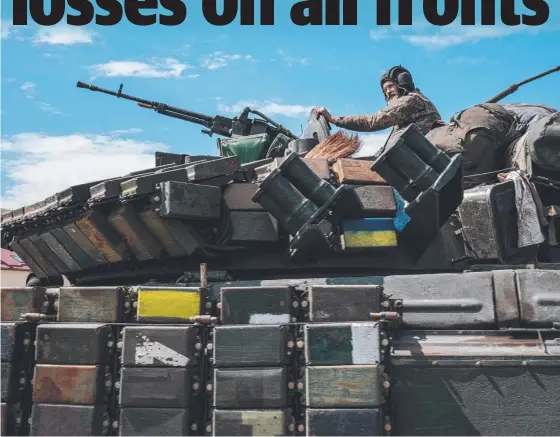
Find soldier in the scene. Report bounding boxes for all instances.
[313,65,442,139]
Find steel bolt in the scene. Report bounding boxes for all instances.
[195,343,202,350]
[297,382,304,391]
[191,424,198,431]
[107,341,114,348]
[296,340,304,349]
[385,423,392,432]
[301,300,308,308]
[297,424,304,432]
[112,421,119,429]
[287,341,294,348]
[207,343,213,351]
[206,425,212,433]
[193,382,200,390]
[381,339,389,347]
[206,383,213,392]
[288,382,295,390]
[288,424,295,432]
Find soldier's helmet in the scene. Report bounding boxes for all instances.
[380,65,415,98]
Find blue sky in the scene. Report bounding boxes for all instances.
[1,0,559,209]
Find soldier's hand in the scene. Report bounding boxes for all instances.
[312,106,332,122]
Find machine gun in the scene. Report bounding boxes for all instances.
[76,81,297,141]
[486,65,560,103]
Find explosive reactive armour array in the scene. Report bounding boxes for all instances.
[1,267,559,435]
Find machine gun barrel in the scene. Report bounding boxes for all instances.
[486,65,560,103]
[76,81,215,129]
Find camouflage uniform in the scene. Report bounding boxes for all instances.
[331,89,442,137]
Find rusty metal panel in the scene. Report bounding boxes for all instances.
[8,240,48,279]
[119,407,190,436]
[230,212,279,243]
[211,409,291,436]
[159,181,222,220]
[18,236,60,278]
[516,270,560,328]
[28,234,70,275]
[121,326,199,368]
[119,367,194,408]
[305,408,383,436]
[306,285,382,323]
[138,210,202,257]
[213,367,289,408]
[213,325,292,367]
[187,156,240,181]
[108,204,164,261]
[304,323,382,366]
[39,231,82,272]
[36,323,115,365]
[57,286,125,323]
[390,364,560,435]
[303,365,384,408]
[53,226,103,269]
[492,270,520,328]
[1,287,48,322]
[391,330,560,363]
[30,403,110,436]
[76,210,131,263]
[32,364,111,405]
[62,223,108,266]
[224,183,264,211]
[220,286,295,325]
[383,272,496,329]
[1,324,15,362]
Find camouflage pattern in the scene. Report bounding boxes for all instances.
[331,89,442,137]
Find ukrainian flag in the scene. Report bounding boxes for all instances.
[341,218,398,249]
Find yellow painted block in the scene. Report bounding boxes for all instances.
[137,288,201,322]
[342,230,398,248]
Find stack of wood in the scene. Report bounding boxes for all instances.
[306,130,362,164]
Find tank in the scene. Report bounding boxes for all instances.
[1,101,560,436]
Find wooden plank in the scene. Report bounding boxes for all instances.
[332,159,386,185]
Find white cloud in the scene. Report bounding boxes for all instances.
[1,132,170,210]
[89,58,192,79]
[21,82,37,99]
[20,82,36,91]
[201,52,255,70]
[351,132,390,158]
[274,49,311,67]
[33,24,97,45]
[1,21,13,39]
[369,29,390,41]
[37,102,63,115]
[109,128,144,136]
[218,100,313,118]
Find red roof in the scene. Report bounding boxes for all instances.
[1,248,30,271]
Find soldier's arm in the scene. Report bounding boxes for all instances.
[330,94,421,132]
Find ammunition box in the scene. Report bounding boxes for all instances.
[35,323,114,365]
[332,159,386,185]
[230,212,279,243]
[121,326,199,368]
[517,270,560,328]
[212,409,292,436]
[159,181,222,220]
[1,322,34,362]
[60,224,108,267]
[57,287,126,323]
[223,183,264,211]
[28,234,71,275]
[39,231,82,272]
[213,325,292,367]
[135,286,202,324]
[1,287,48,322]
[30,404,110,436]
[1,363,10,401]
[138,210,203,257]
[8,241,48,279]
[342,186,397,218]
[18,236,60,277]
[305,408,383,436]
[213,367,289,409]
[303,365,384,408]
[32,364,112,405]
[119,367,195,408]
[108,204,165,261]
[263,158,331,181]
[75,210,131,263]
[186,156,240,181]
[220,286,294,325]
[119,407,190,436]
[306,285,382,322]
[304,323,381,365]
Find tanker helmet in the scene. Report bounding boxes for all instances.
[380,65,415,97]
